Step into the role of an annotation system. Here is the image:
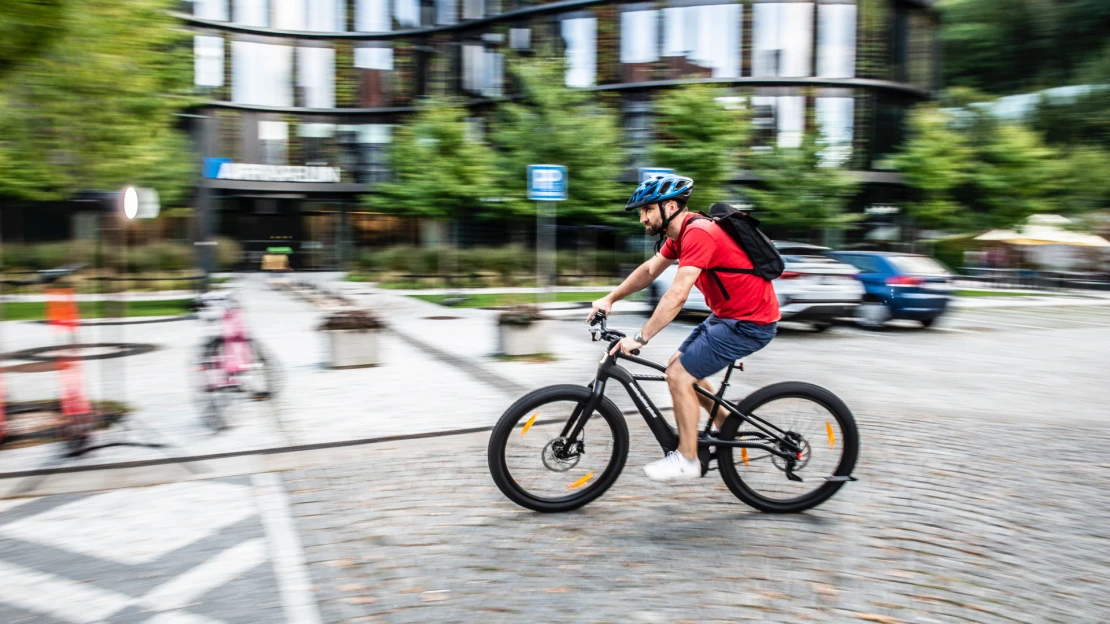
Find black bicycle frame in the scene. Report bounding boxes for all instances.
[559,346,802,461]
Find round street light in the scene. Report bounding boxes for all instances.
[122,187,139,220]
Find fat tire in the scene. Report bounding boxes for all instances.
[488,384,629,513]
[717,381,859,513]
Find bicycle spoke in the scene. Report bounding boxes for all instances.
[503,400,617,500]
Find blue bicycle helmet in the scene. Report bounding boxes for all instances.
[624,173,694,211]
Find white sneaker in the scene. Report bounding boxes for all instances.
[643,451,702,481]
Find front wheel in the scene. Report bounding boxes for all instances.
[488,384,629,513]
[717,382,859,513]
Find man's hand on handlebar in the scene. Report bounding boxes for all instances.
[609,336,644,358]
[587,296,613,324]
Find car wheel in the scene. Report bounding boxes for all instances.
[812,322,832,333]
[920,317,937,329]
[855,299,891,329]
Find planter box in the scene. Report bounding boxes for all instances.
[498,321,549,356]
[325,329,380,368]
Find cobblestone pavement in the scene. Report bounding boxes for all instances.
[285,408,1110,623]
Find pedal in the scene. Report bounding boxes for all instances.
[823,475,857,483]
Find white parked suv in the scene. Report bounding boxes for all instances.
[646,241,864,331]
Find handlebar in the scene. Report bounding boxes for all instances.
[588,310,640,357]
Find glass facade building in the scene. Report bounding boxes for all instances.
[180,0,939,267]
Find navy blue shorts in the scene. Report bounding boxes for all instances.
[677,316,777,380]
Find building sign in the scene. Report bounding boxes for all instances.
[527,164,568,201]
[202,158,341,183]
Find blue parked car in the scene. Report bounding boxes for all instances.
[825,252,953,328]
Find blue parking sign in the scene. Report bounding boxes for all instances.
[638,167,675,184]
[527,165,568,201]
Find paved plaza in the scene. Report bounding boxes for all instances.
[1,276,1108,622]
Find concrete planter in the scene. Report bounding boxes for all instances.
[498,321,549,356]
[325,329,380,368]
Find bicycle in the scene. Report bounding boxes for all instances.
[488,310,859,513]
[191,289,279,431]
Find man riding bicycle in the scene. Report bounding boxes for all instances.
[589,174,780,481]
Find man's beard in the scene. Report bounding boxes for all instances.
[644,222,662,236]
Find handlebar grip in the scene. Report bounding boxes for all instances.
[630,349,640,357]
[589,310,606,326]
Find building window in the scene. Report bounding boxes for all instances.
[396,0,420,27]
[662,3,741,79]
[622,100,652,171]
[272,0,304,29]
[232,41,293,106]
[259,120,288,164]
[194,0,229,21]
[356,0,391,31]
[234,0,269,27]
[355,45,393,107]
[194,36,225,88]
[299,122,336,165]
[751,95,804,148]
[436,0,458,25]
[339,124,393,183]
[816,96,853,166]
[752,3,814,78]
[817,4,856,79]
[462,45,503,97]
[463,0,483,20]
[297,46,335,108]
[562,18,597,88]
[621,9,658,82]
[309,0,346,31]
[510,28,530,50]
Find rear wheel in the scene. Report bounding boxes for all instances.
[488,385,629,513]
[920,316,937,329]
[855,298,890,329]
[717,382,859,513]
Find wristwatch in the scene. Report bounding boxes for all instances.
[634,331,648,345]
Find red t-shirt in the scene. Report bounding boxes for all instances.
[660,213,781,324]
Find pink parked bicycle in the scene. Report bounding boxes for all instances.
[192,290,278,431]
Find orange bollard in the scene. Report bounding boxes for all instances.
[47,290,92,437]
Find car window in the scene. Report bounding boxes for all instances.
[889,256,949,275]
[836,255,881,273]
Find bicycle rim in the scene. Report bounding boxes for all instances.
[502,399,620,504]
[721,390,853,508]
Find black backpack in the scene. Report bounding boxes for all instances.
[687,203,785,300]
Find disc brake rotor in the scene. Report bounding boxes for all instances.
[541,437,582,472]
[771,433,811,472]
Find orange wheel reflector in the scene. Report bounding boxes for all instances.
[740,448,749,464]
[520,413,539,438]
[568,472,594,490]
[826,421,835,449]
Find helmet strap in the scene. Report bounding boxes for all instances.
[653,200,682,254]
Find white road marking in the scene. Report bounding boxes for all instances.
[0,560,133,623]
[0,481,256,565]
[252,472,323,624]
[142,539,266,612]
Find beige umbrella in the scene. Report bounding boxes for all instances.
[974,215,1110,247]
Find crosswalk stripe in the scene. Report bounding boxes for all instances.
[0,560,133,623]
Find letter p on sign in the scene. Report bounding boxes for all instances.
[527,165,568,201]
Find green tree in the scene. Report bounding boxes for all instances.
[941,0,1110,95]
[0,0,68,81]
[363,98,500,219]
[971,123,1064,228]
[0,0,196,205]
[492,55,626,224]
[746,134,861,241]
[1055,146,1110,215]
[650,85,748,209]
[892,105,976,230]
